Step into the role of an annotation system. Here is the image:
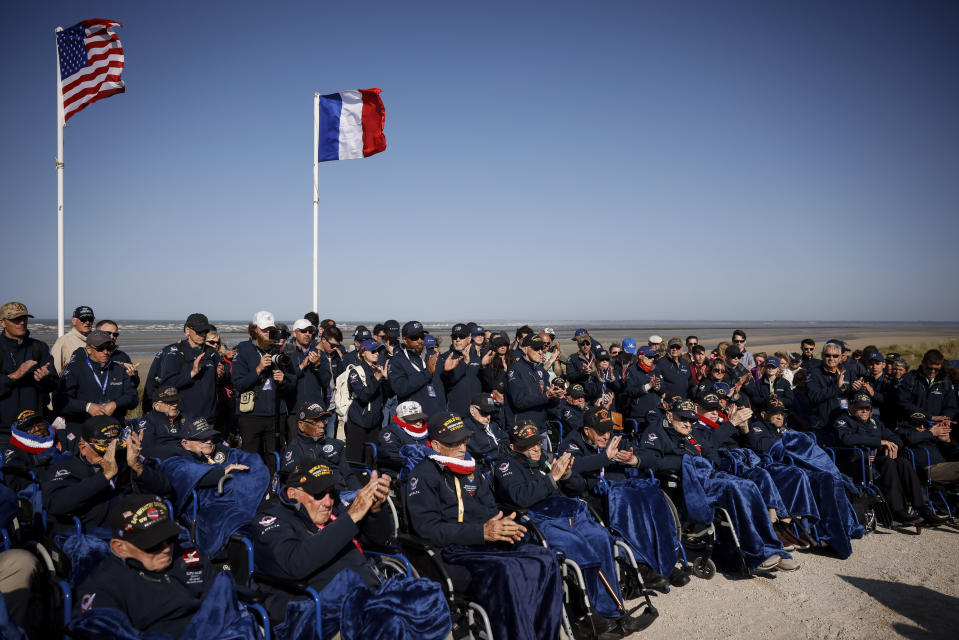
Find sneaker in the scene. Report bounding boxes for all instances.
[758,556,780,571]
[774,525,796,551]
[776,556,801,571]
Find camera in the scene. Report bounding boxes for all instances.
[202,346,219,361]
[266,326,291,342]
[269,349,290,367]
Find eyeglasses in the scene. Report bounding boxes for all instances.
[925,364,942,372]
[531,344,547,352]
[94,343,116,353]
[194,329,209,336]
[325,340,340,348]
[732,339,745,344]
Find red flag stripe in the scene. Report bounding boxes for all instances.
[62,59,124,94]
[359,89,386,158]
[64,79,125,115]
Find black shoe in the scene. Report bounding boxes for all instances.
[638,564,668,590]
[893,511,922,525]
[920,508,948,526]
[669,566,691,587]
[617,611,658,634]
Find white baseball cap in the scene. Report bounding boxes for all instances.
[253,310,276,330]
[292,318,313,332]
[396,401,427,422]
[648,334,663,344]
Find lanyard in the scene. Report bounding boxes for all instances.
[401,348,424,373]
[86,359,110,397]
[453,476,465,523]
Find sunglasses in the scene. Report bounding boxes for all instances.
[531,344,547,352]
[712,368,727,373]
[300,327,317,335]
[669,345,682,350]
[78,317,94,324]
[194,329,209,336]
[824,353,841,359]
[207,340,220,347]
[94,343,116,353]
[733,339,745,343]
[141,535,178,554]
[5,316,29,324]
[451,333,469,340]
[578,341,591,347]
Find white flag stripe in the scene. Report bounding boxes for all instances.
[62,67,124,102]
[62,53,124,88]
[337,91,365,160]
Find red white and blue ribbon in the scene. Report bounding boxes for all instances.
[10,426,56,454]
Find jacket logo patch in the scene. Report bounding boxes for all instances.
[322,444,334,454]
[498,462,509,473]
[55,468,70,478]
[646,434,657,442]
[258,516,277,527]
[383,432,392,441]
[409,477,419,490]
[182,550,200,565]
[80,593,96,612]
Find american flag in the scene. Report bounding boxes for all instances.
[56,19,125,122]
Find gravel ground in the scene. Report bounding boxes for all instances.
[623,524,959,639]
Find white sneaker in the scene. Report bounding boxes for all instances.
[777,556,801,571]
[758,556,780,571]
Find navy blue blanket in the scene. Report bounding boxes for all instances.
[606,477,679,577]
[162,449,269,555]
[681,456,787,570]
[443,543,562,640]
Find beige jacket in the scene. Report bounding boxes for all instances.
[51,327,88,373]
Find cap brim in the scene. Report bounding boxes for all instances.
[675,410,698,420]
[399,412,428,423]
[296,476,336,495]
[434,427,474,444]
[511,434,542,449]
[185,429,220,442]
[122,518,183,551]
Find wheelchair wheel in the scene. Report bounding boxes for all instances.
[692,556,716,580]
[662,490,682,542]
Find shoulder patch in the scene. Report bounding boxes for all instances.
[182,550,200,565]
[498,462,510,473]
[645,433,658,443]
[322,444,334,454]
[409,476,419,490]
[258,515,277,527]
[54,468,70,478]
[80,593,96,612]
[507,369,515,379]
[383,432,392,441]
[567,443,580,452]
[284,450,293,461]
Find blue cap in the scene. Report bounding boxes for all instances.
[354,327,372,341]
[470,325,485,336]
[865,352,884,363]
[359,339,384,353]
[424,334,438,349]
[622,337,637,354]
[571,328,588,341]
[402,321,426,338]
[765,356,781,368]
[637,345,656,358]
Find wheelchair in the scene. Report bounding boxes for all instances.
[820,445,901,533]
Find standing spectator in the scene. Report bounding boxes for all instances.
[439,324,483,415]
[689,345,709,386]
[157,313,222,423]
[623,345,662,426]
[505,333,564,430]
[800,339,817,369]
[745,356,794,410]
[897,349,957,424]
[0,302,57,435]
[287,319,325,440]
[732,330,754,369]
[805,343,849,431]
[388,321,448,418]
[51,305,95,373]
[481,333,513,400]
[749,352,768,381]
[684,336,699,361]
[55,330,138,450]
[565,334,595,385]
[540,332,564,380]
[344,340,389,463]
[654,337,692,399]
[232,311,297,464]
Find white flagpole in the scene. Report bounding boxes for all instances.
[55,28,65,338]
[313,92,319,314]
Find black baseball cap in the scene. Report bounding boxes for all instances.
[470,393,497,413]
[522,334,545,349]
[286,459,336,495]
[182,417,219,441]
[73,306,95,320]
[353,327,372,341]
[13,409,48,432]
[764,399,788,415]
[451,323,469,339]
[297,401,332,421]
[402,321,426,339]
[383,320,401,338]
[184,313,211,333]
[567,384,586,400]
[669,398,698,421]
[152,385,180,404]
[82,415,126,452]
[725,345,742,358]
[849,393,872,409]
[428,411,474,444]
[510,419,541,449]
[110,495,183,550]
[489,333,510,349]
[698,393,721,411]
[583,407,614,434]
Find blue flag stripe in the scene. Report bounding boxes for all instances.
[318,93,343,162]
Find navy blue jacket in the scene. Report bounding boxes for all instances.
[42,453,171,531]
[439,347,483,416]
[623,363,662,420]
[231,340,297,416]
[565,352,593,385]
[158,340,220,420]
[56,358,138,424]
[584,368,623,403]
[0,332,58,434]
[896,426,958,466]
[693,418,742,451]
[377,418,427,474]
[346,361,388,429]
[804,363,850,429]
[493,448,561,509]
[742,419,785,454]
[279,432,361,491]
[405,457,497,547]
[556,400,585,434]
[389,348,446,418]
[831,412,901,449]
[744,375,794,410]
[638,419,717,472]
[137,410,194,460]
[505,357,555,429]
[252,495,390,620]
[464,414,508,467]
[74,546,215,636]
[289,343,328,410]
[557,430,631,497]
[896,370,957,422]
[69,346,139,389]
[653,357,692,400]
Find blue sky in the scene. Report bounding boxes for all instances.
[2,1,958,324]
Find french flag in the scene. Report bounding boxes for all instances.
[317,88,387,162]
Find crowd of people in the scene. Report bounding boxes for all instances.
[0,299,957,639]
